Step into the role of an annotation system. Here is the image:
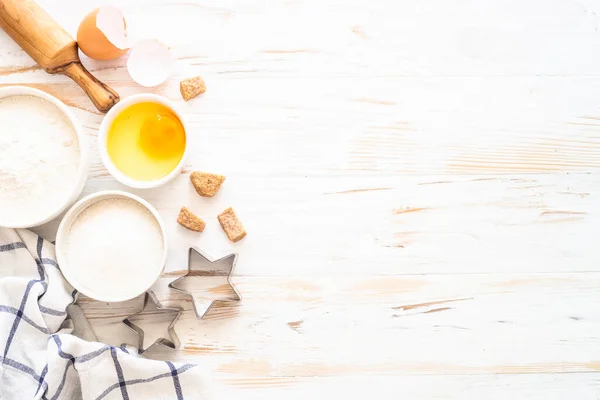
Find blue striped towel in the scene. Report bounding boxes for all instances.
[0,228,212,399]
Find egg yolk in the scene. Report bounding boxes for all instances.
[139,113,183,158]
[107,102,186,181]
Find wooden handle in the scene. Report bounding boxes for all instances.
[62,63,119,113]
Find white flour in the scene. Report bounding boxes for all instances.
[0,95,80,226]
[64,198,164,300]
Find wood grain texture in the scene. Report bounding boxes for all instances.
[2,0,600,397]
[34,174,600,275]
[77,273,600,396]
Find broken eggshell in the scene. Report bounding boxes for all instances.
[127,39,174,87]
[77,6,129,61]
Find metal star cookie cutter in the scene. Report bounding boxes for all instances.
[123,291,181,353]
[168,247,241,320]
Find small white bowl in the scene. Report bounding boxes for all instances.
[0,86,89,228]
[98,93,188,189]
[55,190,167,302]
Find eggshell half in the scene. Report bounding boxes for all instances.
[127,39,174,87]
[77,7,129,61]
[96,6,130,50]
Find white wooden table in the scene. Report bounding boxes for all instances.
[2,0,600,398]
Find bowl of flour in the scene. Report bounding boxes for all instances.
[55,191,167,302]
[0,86,88,228]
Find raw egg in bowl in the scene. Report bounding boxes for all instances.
[98,94,188,188]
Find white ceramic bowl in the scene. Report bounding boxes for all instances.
[98,94,188,189]
[55,190,168,302]
[0,86,89,228]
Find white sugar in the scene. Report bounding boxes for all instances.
[0,95,80,226]
[65,197,164,300]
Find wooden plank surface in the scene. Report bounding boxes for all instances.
[1,0,600,397]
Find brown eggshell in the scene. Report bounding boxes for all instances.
[77,8,128,61]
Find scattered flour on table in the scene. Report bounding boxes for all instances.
[65,198,164,299]
[0,95,80,226]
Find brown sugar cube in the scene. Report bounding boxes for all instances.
[190,171,225,197]
[217,207,247,243]
[180,76,206,101]
[177,207,206,232]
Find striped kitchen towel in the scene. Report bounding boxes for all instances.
[0,228,212,400]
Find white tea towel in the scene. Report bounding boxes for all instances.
[0,228,212,399]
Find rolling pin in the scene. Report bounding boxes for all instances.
[0,0,119,112]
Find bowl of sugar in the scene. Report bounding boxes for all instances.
[55,191,167,302]
[0,86,89,228]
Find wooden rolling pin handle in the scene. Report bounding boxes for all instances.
[60,62,120,113]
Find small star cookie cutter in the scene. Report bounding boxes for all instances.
[168,247,241,319]
[123,291,181,353]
